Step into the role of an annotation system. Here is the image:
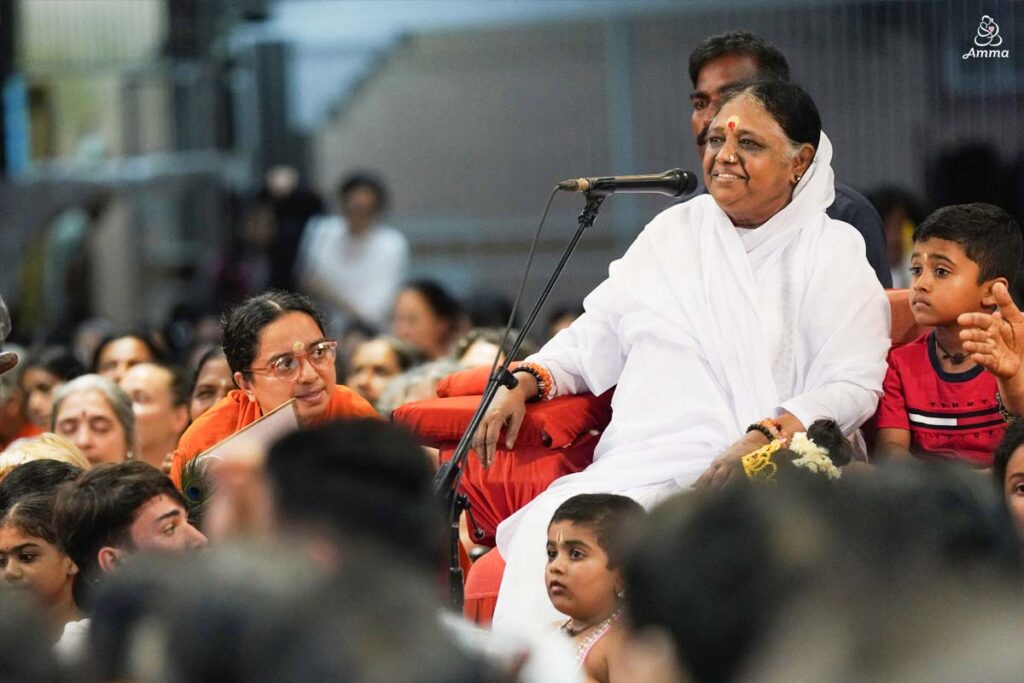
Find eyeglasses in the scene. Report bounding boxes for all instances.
[247,340,337,382]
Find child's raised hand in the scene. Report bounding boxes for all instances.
[958,282,1024,379]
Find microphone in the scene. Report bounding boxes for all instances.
[557,168,698,197]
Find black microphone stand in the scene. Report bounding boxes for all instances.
[433,192,607,611]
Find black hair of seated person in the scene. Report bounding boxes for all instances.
[266,418,442,569]
[688,30,790,88]
[993,418,1024,491]
[550,493,645,569]
[623,462,1023,683]
[90,328,166,371]
[0,459,82,512]
[718,79,821,149]
[463,289,515,328]
[0,593,64,683]
[221,289,329,378]
[52,461,187,611]
[89,547,495,683]
[402,280,465,328]
[22,345,86,383]
[337,171,389,214]
[913,202,1023,287]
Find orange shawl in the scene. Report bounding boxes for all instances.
[171,386,377,488]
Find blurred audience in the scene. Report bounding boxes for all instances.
[91,330,164,384]
[345,335,421,410]
[51,375,135,466]
[248,164,325,293]
[1,347,45,451]
[376,358,462,418]
[452,327,538,368]
[0,434,90,481]
[119,362,190,473]
[546,304,584,341]
[297,172,409,336]
[621,462,1022,683]
[866,185,926,289]
[187,346,234,421]
[392,280,467,360]
[17,346,85,431]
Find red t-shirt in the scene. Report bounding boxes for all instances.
[873,332,1006,467]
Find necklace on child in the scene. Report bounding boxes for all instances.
[561,610,622,668]
[933,333,968,366]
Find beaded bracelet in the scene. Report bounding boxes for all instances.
[746,418,785,443]
[512,362,554,402]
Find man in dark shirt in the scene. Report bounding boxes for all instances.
[688,31,891,287]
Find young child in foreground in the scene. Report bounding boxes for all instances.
[546,493,644,683]
[873,203,1023,467]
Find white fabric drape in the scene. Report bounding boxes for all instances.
[492,133,891,632]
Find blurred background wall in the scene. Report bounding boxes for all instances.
[2,0,1023,343]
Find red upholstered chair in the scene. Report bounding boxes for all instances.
[393,364,613,546]
[463,548,506,626]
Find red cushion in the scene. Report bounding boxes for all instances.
[464,548,506,627]
[435,366,514,398]
[394,388,613,544]
[395,390,612,449]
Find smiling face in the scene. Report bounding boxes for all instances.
[235,312,336,427]
[545,520,621,623]
[53,390,129,465]
[909,238,995,327]
[703,95,813,228]
[1003,446,1024,541]
[0,525,76,609]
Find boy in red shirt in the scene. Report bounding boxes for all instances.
[874,203,1022,466]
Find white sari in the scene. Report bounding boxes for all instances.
[492,133,890,632]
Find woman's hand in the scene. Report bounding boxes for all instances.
[471,373,538,468]
[693,430,769,489]
[959,282,1024,380]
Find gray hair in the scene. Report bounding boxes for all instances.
[51,374,136,454]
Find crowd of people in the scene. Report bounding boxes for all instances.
[2,29,1024,683]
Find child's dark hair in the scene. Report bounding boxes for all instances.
[549,494,645,567]
[0,492,62,547]
[912,203,1022,286]
[992,419,1024,491]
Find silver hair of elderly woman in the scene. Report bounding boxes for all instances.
[51,373,137,455]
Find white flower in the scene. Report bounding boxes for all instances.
[788,432,842,480]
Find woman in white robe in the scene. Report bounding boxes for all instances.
[477,81,891,633]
